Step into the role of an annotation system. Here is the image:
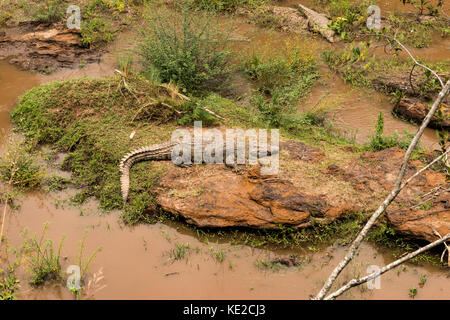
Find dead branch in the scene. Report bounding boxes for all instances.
[0,200,8,259]
[433,230,450,266]
[314,79,450,300]
[324,233,450,300]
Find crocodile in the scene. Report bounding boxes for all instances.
[119,141,278,203]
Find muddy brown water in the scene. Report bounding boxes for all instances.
[0,11,449,300]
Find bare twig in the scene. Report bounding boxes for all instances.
[0,198,10,260]
[314,80,450,300]
[203,107,225,120]
[433,230,450,266]
[324,233,450,300]
[356,33,444,87]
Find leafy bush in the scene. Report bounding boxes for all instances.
[80,17,115,47]
[137,4,233,93]
[20,224,65,286]
[0,143,44,190]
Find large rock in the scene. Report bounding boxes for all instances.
[387,200,449,243]
[156,165,353,229]
[327,147,450,242]
[0,27,101,72]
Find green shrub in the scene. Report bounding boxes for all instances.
[137,4,233,93]
[81,17,115,47]
[20,223,65,286]
[0,144,44,190]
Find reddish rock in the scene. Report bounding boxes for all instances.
[327,147,450,242]
[156,166,354,229]
[386,204,449,243]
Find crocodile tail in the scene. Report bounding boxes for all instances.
[119,153,133,203]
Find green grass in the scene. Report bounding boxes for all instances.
[363,112,423,154]
[255,259,285,271]
[169,242,190,260]
[43,175,71,192]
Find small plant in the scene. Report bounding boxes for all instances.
[328,17,350,40]
[0,143,44,190]
[20,223,65,286]
[188,0,268,12]
[255,259,283,272]
[210,247,226,263]
[44,175,71,192]
[66,230,103,299]
[77,230,103,281]
[169,242,190,261]
[364,113,420,152]
[81,17,115,47]
[419,274,427,286]
[409,286,418,298]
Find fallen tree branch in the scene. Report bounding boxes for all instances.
[314,79,450,300]
[324,233,450,300]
